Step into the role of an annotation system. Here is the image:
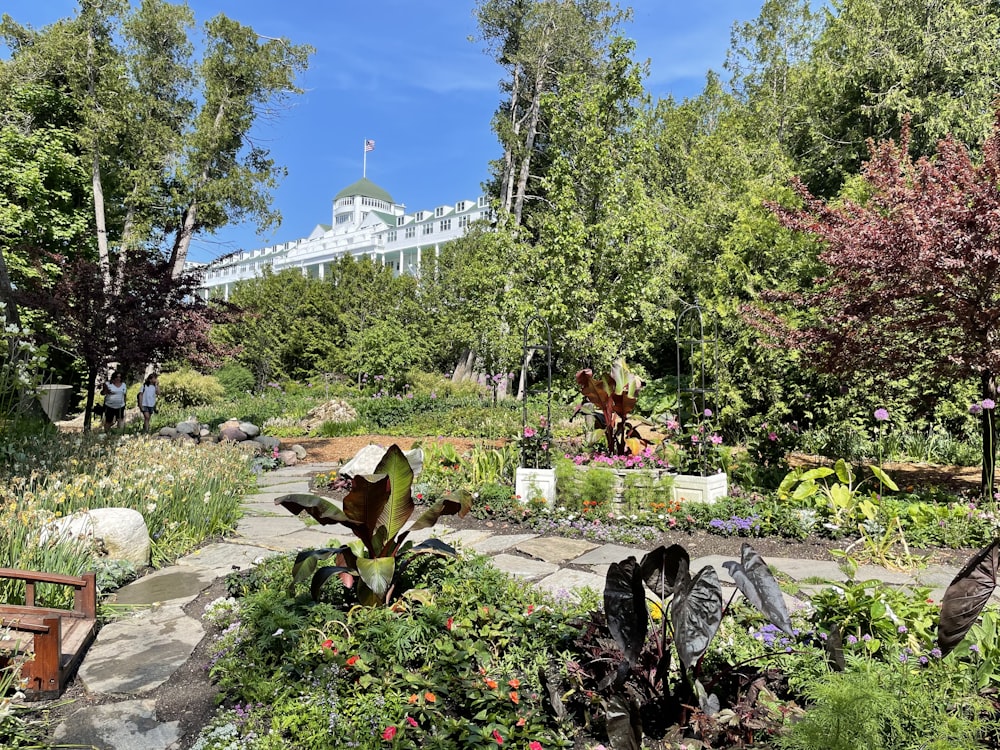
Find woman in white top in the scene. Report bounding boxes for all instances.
[138,373,159,433]
[101,371,127,430]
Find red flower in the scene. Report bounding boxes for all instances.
[405,716,418,727]
[346,655,359,667]
[321,639,334,650]
[529,742,543,750]
[525,605,535,615]
[446,617,454,631]
[382,726,397,741]
[492,729,504,744]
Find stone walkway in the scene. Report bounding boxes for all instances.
[47,463,963,749]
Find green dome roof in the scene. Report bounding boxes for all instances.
[334,177,394,204]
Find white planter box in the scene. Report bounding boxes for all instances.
[515,467,557,505]
[672,472,728,504]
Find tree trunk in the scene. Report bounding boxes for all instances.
[83,366,98,433]
[512,46,549,226]
[982,370,997,505]
[86,24,113,294]
[0,246,21,332]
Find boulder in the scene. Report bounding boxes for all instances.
[339,444,424,478]
[254,435,280,451]
[43,508,150,566]
[158,427,178,438]
[236,440,264,456]
[277,450,298,466]
[299,399,358,433]
[175,420,198,436]
[239,421,261,438]
[219,425,248,442]
[290,443,307,460]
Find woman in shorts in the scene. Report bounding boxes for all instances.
[101,371,127,431]
[138,372,159,433]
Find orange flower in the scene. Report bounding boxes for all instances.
[407,694,418,704]
[509,691,519,704]
[508,678,520,688]
[424,692,436,703]
[486,678,498,690]
[346,655,359,667]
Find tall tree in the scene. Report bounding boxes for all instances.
[753,116,1000,500]
[475,0,626,228]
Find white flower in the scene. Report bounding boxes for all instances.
[272,628,284,637]
[146,503,157,513]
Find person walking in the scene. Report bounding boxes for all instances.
[138,373,159,433]
[101,371,127,431]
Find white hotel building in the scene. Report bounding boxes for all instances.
[196,177,489,299]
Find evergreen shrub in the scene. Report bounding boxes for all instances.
[158,369,225,408]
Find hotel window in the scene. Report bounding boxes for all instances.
[458,216,469,229]
[456,201,466,211]
[387,230,397,242]
[336,213,352,224]
[405,226,416,239]
[397,216,405,226]
[423,223,433,235]
[439,219,451,231]
[478,196,488,207]
[435,207,444,217]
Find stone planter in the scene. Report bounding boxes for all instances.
[555,464,674,512]
[672,472,728,504]
[515,467,557,505]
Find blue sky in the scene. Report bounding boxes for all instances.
[2,1,764,263]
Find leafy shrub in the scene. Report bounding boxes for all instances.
[158,369,225,408]
[407,369,484,398]
[314,419,364,437]
[214,363,255,396]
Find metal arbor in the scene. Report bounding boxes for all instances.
[520,315,553,430]
[676,297,719,431]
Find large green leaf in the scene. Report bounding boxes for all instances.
[938,539,1000,656]
[341,473,391,553]
[291,546,346,585]
[357,556,396,601]
[671,565,723,669]
[373,444,415,540]
[869,465,898,491]
[275,493,352,525]
[406,490,472,534]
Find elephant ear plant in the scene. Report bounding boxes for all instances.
[937,538,1000,656]
[585,542,794,748]
[275,444,472,606]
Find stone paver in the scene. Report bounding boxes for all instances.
[469,533,539,555]
[79,604,203,694]
[439,528,495,548]
[769,558,848,582]
[516,536,596,564]
[489,554,560,581]
[114,567,216,606]
[53,699,180,750]
[177,542,275,577]
[535,568,605,597]
[236,515,314,542]
[691,555,738,584]
[915,563,959,588]
[855,565,916,585]
[570,543,647,565]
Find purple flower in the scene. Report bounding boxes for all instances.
[874,408,889,421]
[703,408,713,418]
[984,399,996,410]
[862,634,872,642]
[709,434,723,445]
[897,625,908,634]
[970,644,981,654]
[930,647,942,659]
[899,652,908,664]
[970,403,984,415]
[846,635,858,645]
[768,432,778,441]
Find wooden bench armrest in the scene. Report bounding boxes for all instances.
[0,569,96,619]
[0,616,51,634]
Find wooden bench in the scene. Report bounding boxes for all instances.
[0,568,97,700]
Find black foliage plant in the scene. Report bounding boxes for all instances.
[937,538,1000,656]
[574,542,795,748]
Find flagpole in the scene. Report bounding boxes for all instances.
[363,139,367,179]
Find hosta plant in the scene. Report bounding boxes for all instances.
[563,542,794,748]
[275,444,471,606]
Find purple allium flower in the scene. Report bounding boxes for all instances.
[846,635,858,645]
[874,408,890,421]
[862,634,872,642]
[919,656,928,665]
[899,652,908,663]
[971,403,984,415]
[703,408,713,418]
[897,625,908,634]
[970,644,981,654]
[984,399,996,410]
[930,648,942,659]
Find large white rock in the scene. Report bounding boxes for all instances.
[339,444,424,478]
[44,508,151,566]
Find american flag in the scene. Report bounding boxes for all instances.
[365,139,375,152]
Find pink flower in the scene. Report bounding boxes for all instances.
[703,408,713,417]
[492,729,504,744]
[709,434,723,445]
[768,432,778,441]
[984,399,996,410]
[665,418,680,431]
[529,742,543,750]
[874,408,890,421]
[523,427,536,438]
[405,716,418,728]
[382,726,397,741]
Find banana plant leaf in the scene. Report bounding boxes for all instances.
[357,556,396,601]
[310,563,355,601]
[405,490,472,535]
[604,557,648,669]
[275,493,352,525]
[721,543,794,636]
[937,539,1000,656]
[671,565,723,669]
[372,444,415,540]
[640,544,690,600]
[291,546,349,585]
